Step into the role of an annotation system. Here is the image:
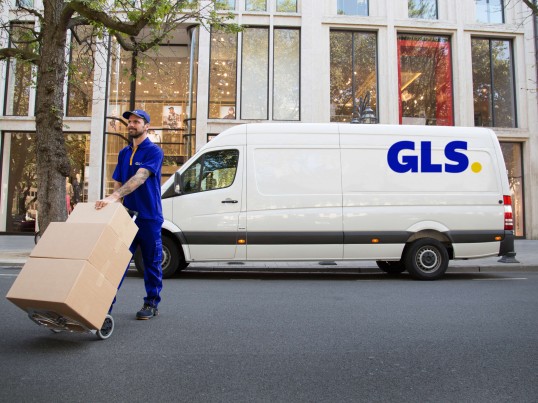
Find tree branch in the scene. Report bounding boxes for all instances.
[0,47,40,64]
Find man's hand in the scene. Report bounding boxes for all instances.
[95,194,121,210]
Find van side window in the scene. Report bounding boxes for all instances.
[181,149,239,194]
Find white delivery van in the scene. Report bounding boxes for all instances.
[140,123,515,280]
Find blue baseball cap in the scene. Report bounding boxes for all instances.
[123,109,150,124]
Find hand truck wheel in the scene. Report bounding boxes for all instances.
[97,314,114,340]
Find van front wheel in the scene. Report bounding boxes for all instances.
[135,235,188,279]
[404,238,448,281]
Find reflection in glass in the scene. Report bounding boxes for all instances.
[276,0,297,12]
[4,23,34,116]
[330,31,377,122]
[398,34,453,126]
[182,150,239,194]
[241,28,269,119]
[67,26,96,117]
[246,0,266,11]
[472,38,515,128]
[476,0,504,23]
[209,29,237,119]
[501,142,524,237]
[273,29,300,120]
[337,0,368,16]
[6,133,89,232]
[216,0,235,10]
[408,0,437,19]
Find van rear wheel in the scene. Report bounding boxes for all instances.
[376,261,406,275]
[404,238,448,280]
[135,235,188,279]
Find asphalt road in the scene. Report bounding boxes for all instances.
[1,268,538,402]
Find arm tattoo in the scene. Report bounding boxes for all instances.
[114,168,151,198]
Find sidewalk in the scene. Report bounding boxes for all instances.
[0,235,536,273]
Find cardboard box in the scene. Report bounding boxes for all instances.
[30,222,132,286]
[6,258,116,330]
[67,202,138,247]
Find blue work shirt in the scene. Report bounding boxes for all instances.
[113,137,164,222]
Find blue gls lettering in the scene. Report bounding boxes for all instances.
[387,141,417,173]
[387,140,470,173]
[444,141,469,173]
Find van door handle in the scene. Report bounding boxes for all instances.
[222,198,238,204]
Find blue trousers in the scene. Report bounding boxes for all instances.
[112,218,163,310]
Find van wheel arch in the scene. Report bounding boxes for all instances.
[134,232,189,279]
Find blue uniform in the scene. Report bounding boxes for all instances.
[113,138,164,308]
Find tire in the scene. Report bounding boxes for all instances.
[376,260,406,275]
[404,238,449,281]
[134,235,188,279]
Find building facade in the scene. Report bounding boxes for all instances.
[1,0,537,238]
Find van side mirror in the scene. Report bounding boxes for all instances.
[174,172,183,195]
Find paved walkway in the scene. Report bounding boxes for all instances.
[0,235,536,273]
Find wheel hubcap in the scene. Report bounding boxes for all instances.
[416,247,439,272]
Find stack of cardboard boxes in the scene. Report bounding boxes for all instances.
[6,203,138,330]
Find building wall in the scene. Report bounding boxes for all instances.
[0,0,537,238]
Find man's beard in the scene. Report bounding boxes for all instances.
[128,128,144,139]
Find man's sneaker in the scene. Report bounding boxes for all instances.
[136,304,158,320]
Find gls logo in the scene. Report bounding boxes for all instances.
[387,141,482,173]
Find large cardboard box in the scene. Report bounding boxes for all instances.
[6,258,116,330]
[30,222,132,286]
[67,202,138,247]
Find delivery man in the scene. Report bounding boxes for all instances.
[95,109,164,320]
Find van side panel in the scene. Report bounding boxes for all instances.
[339,125,505,260]
[245,125,343,260]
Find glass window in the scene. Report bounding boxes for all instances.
[216,0,235,10]
[246,0,266,11]
[66,26,96,117]
[273,28,300,120]
[241,27,269,120]
[5,132,89,232]
[337,0,368,16]
[106,34,197,196]
[500,142,524,237]
[408,0,437,19]
[330,31,377,122]
[182,150,239,194]
[209,29,238,119]
[4,23,34,116]
[397,34,453,126]
[472,38,515,128]
[276,0,297,12]
[476,0,504,23]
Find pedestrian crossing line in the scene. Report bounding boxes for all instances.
[472,277,527,281]
[0,273,17,277]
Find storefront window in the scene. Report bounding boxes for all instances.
[66,26,95,117]
[337,0,368,16]
[472,38,515,128]
[106,34,196,195]
[273,28,300,120]
[4,22,34,116]
[408,0,437,19]
[5,132,89,233]
[397,34,453,126]
[246,0,266,11]
[276,0,297,12]
[330,30,377,122]
[209,29,238,119]
[241,27,269,120]
[501,142,524,237]
[476,0,504,23]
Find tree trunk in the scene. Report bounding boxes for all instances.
[35,0,71,234]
